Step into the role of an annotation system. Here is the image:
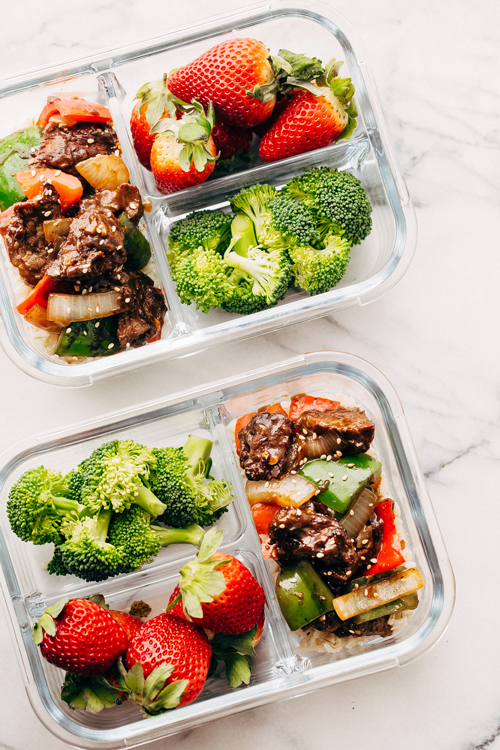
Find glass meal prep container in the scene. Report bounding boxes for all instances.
[0,0,417,387]
[0,351,454,748]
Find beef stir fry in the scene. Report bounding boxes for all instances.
[0,96,166,360]
[236,393,424,644]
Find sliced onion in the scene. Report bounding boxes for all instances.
[303,431,342,459]
[76,154,129,191]
[24,303,64,333]
[46,291,124,324]
[340,486,381,539]
[43,217,72,242]
[245,474,318,508]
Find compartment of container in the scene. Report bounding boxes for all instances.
[0,351,454,747]
[0,0,416,385]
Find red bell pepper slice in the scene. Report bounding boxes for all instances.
[15,169,83,212]
[234,402,287,455]
[364,500,405,576]
[251,502,280,559]
[16,275,72,315]
[289,393,340,420]
[0,205,15,237]
[37,98,111,129]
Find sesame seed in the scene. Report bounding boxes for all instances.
[87,138,95,144]
[312,433,317,440]
[370,559,377,564]
[108,343,114,349]
[348,463,355,468]
[328,472,334,478]
[279,523,285,529]
[54,170,61,176]
[350,510,354,515]
[95,321,100,328]
[291,470,296,475]
[337,438,341,444]
[83,330,87,335]
[44,211,51,217]
[125,297,130,303]
[66,328,72,333]
[364,590,368,596]
[99,239,105,245]
[290,578,297,583]
[369,503,373,507]
[83,268,88,273]
[315,489,320,495]
[265,481,269,488]
[373,592,379,598]
[366,564,372,570]
[31,169,36,176]
[117,245,123,250]
[342,475,348,481]
[316,552,324,558]
[354,583,359,590]
[362,539,369,545]
[126,342,131,348]
[87,307,92,312]
[302,429,307,435]
[360,556,366,561]
[82,289,87,294]
[111,226,116,231]
[114,287,120,292]
[47,248,53,254]
[115,149,120,157]
[320,454,326,460]
[327,455,332,461]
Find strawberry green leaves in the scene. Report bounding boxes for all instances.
[208,626,258,687]
[248,48,324,102]
[135,74,180,130]
[152,99,218,173]
[117,658,188,716]
[32,597,67,644]
[177,527,227,619]
[61,672,122,713]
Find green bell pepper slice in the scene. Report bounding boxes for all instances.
[56,316,120,358]
[276,560,335,631]
[299,454,381,516]
[119,212,151,270]
[0,126,42,211]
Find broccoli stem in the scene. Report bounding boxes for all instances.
[53,497,87,517]
[150,523,204,548]
[133,484,167,518]
[228,214,258,257]
[94,509,114,544]
[183,435,213,481]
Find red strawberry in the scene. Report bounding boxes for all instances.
[150,100,217,194]
[122,612,211,714]
[252,96,289,139]
[130,75,181,170]
[33,598,128,675]
[168,41,324,129]
[108,610,143,641]
[259,58,358,162]
[211,119,252,161]
[167,527,265,635]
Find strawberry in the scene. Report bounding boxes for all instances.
[108,610,143,641]
[206,610,265,687]
[130,75,181,170]
[211,119,252,161]
[120,612,211,714]
[150,100,217,194]
[259,58,358,162]
[33,598,128,675]
[168,40,324,129]
[167,527,265,635]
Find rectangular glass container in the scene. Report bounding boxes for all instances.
[0,351,454,748]
[0,0,417,386]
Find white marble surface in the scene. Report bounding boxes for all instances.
[0,0,499,748]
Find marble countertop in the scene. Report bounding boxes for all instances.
[0,0,498,748]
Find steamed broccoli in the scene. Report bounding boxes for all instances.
[152,434,233,528]
[283,167,372,246]
[7,467,85,545]
[229,184,285,249]
[168,209,232,275]
[266,194,320,247]
[51,509,125,582]
[75,440,166,517]
[174,246,232,313]
[288,231,351,295]
[109,505,204,571]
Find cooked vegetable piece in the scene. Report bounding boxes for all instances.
[340,486,381,538]
[0,126,43,210]
[276,560,336,630]
[251,502,280,559]
[299,454,381,515]
[354,592,419,624]
[15,168,83,212]
[76,155,129,191]
[245,474,317,508]
[56,317,120,358]
[332,567,424,621]
[37,98,111,129]
[289,394,340,420]
[364,500,405,576]
[43,217,72,242]
[119,212,151,269]
[342,565,407,594]
[47,291,124,325]
[24,303,64,333]
[16,275,71,315]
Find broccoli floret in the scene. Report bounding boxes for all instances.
[225,244,292,307]
[283,167,372,246]
[53,510,125,582]
[66,468,85,504]
[168,209,232,273]
[267,194,320,246]
[222,268,271,316]
[76,440,166,517]
[288,231,351,295]
[174,246,232,313]
[46,545,70,576]
[229,184,285,249]
[7,467,85,545]
[152,434,233,528]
